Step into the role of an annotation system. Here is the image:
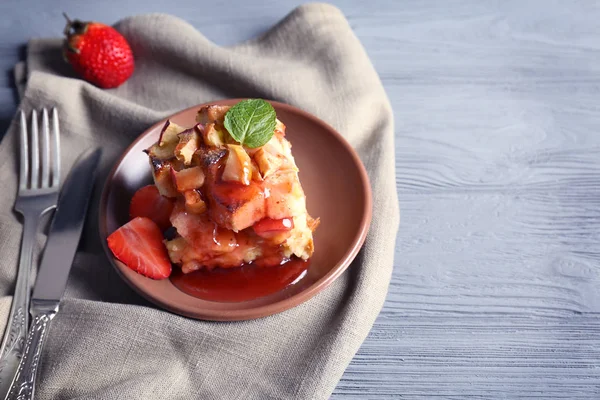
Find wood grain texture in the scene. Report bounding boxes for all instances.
[2,0,600,398]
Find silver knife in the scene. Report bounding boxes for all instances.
[6,147,101,400]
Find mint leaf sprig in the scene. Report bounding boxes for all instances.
[224,99,277,148]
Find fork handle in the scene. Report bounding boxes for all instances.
[0,216,39,398]
[6,307,56,400]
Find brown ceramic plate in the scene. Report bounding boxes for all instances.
[99,99,372,321]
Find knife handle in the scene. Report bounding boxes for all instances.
[7,306,57,400]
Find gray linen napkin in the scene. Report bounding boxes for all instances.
[0,3,398,399]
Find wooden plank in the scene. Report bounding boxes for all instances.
[333,314,600,398]
[334,0,600,397]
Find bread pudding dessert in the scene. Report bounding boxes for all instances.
[107,99,319,279]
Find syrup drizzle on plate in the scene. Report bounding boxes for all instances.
[170,258,310,302]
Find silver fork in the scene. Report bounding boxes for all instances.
[0,109,61,398]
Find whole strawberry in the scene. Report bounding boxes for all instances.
[63,14,134,89]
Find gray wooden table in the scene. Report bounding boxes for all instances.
[2,0,600,398]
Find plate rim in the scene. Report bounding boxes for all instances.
[99,98,373,321]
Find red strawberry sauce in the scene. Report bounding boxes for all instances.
[170,258,309,302]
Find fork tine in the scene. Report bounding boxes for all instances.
[40,109,50,188]
[51,108,61,187]
[18,111,29,191]
[30,110,39,188]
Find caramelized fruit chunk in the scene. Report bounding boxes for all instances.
[172,166,205,191]
[146,120,186,160]
[183,190,207,214]
[254,147,282,178]
[175,126,201,165]
[149,157,178,198]
[202,123,227,147]
[159,120,185,146]
[208,178,266,232]
[196,105,231,125]
[195,147,227,167]
[222,144,252,185]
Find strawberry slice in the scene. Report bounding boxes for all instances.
[129,185,175,231]
[253,217,294,240]
[107,217,172,279]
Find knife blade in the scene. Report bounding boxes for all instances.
[32,147,101,302]
[6,147,101,400]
